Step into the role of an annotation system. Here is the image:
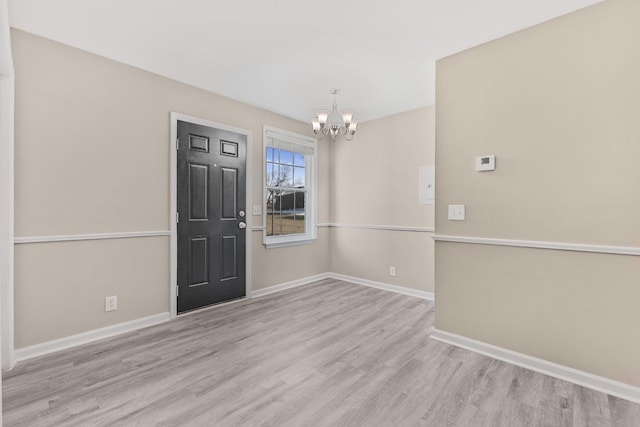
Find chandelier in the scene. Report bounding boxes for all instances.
[311,88,358,142]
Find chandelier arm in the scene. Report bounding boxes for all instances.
[313,127,330,141]
[314,132,328,141]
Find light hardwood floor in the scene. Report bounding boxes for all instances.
[3,279,640,426]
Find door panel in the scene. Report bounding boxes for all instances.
[189,134,209,152]
[177,121,246,313]
[220,235,237,280]
[188,236,209,287]
[221,168,238,220]
[189,164,208,220]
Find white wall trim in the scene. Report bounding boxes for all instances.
[14,231,171,244]
[169,113,253,319]
[9,273,430,368]
[251,273,332,298]
[324,223,435,233]
[14,312,171,364]
[251,272,434,301]
[294,222,435,233]
[431,329,640,404]
[251,226,266,232]
[1,0,15,377]
[329,273,434,300]
[432,234,640,257]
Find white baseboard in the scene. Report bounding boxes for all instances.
[328,273,435,301]
[251,273,332,298]
[14,312,171,364]
[12,279,638,406]
[12,275,431,365]
[251,273,434,302]
[431,329,640,404]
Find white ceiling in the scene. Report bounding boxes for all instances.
[9,0,602,123]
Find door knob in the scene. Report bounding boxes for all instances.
[238,222,247,229]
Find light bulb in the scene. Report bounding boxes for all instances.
[340,110,354,127]
[311,118,321,133]
[347,119,358,135]
[315,110,329,125]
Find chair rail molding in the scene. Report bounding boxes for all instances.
[325,223,435,233]
[14,231,171,244]
[432,234,640,257]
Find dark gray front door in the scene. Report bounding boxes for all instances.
[177,120,247,313]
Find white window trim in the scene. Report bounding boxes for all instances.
[263,126,317,249]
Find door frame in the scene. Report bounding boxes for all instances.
[169,112,252,318]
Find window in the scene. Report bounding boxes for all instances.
[263,126,317,248]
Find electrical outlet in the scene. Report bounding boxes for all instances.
[105,295,118,312]
[389,266,397,277]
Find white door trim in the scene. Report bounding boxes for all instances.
[1,0,16,377]
[169,113,253,318]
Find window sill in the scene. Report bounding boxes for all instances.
[264,237,317,249]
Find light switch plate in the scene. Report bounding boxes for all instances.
[448,204,465,221]
[252,205,262,215]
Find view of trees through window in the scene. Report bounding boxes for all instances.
[266,147,306,236]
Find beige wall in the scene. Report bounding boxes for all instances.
[15,238,169,348]
[330,107,435,292]
[12,29,331,347]
[435,0,640,386]
[331,228,434,293]
[436,242,640,386]
[11,29,436,349]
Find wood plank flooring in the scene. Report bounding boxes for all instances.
[3,279,640,426]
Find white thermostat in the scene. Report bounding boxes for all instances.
[476,155,496,171]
